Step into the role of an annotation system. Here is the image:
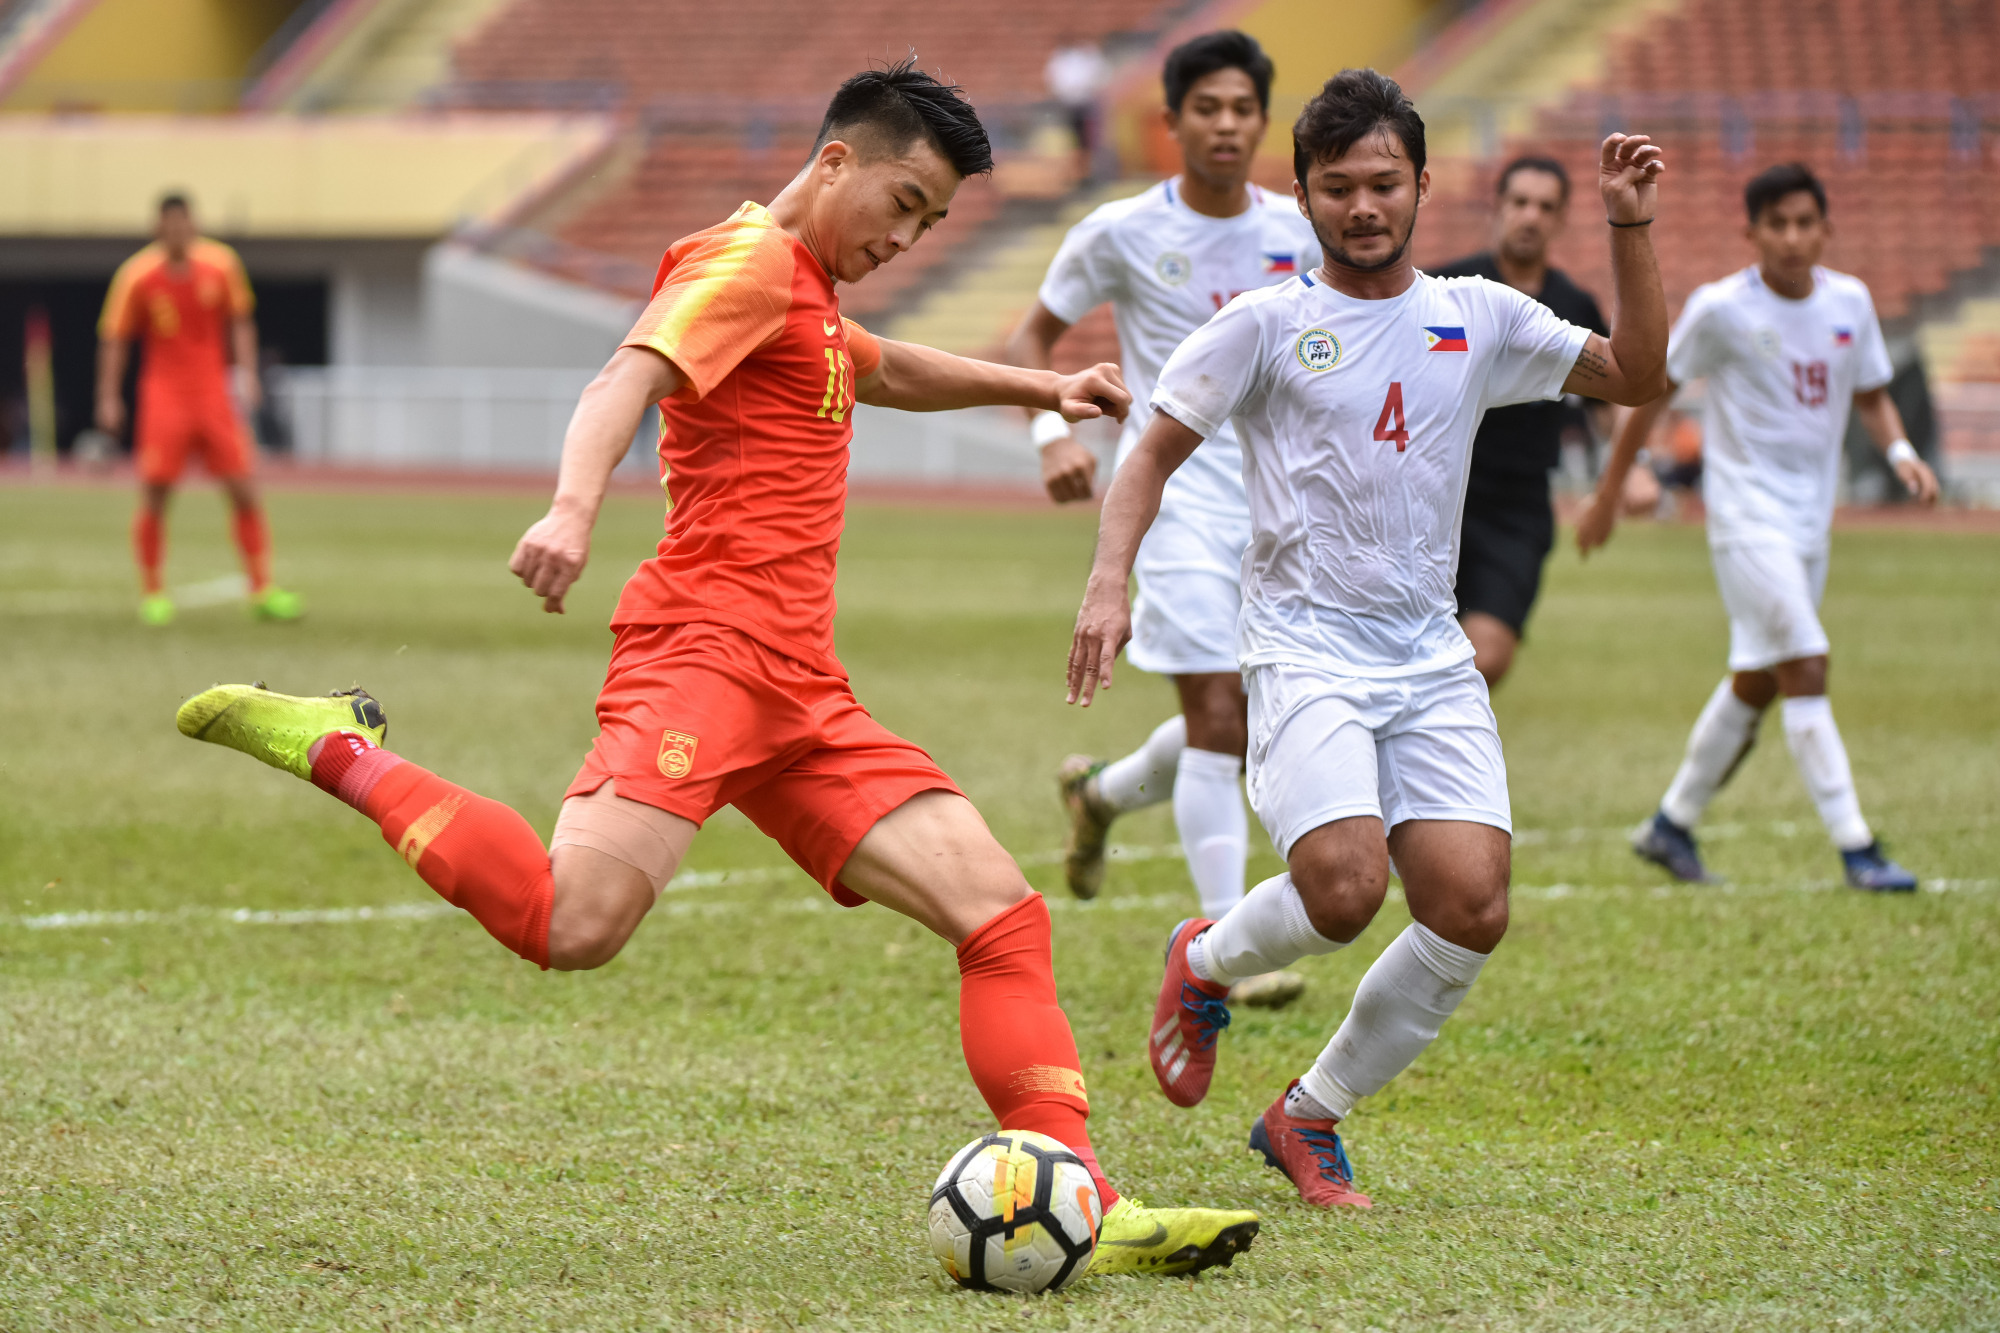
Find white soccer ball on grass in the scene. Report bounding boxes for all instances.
[928,1129,1100,1293]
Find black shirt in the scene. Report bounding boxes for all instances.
[1433,253,1608,490]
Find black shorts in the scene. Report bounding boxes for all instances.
[1455,481,1554,636]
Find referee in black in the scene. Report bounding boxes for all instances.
[1436,156,1609,687]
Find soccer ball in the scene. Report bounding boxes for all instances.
[928,1129,1101,1293]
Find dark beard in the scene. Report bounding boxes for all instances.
[1307,204,1417,275]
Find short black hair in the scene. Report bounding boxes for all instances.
[1744,162,1827,222]
[158,192,191,215]
[1163,30,1273,114]
[1496,155,1568,202]
[813,56,993,180]
[1292,68,1425,185]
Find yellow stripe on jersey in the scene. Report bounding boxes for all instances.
[621,202,796,402]
[99,243,165,339]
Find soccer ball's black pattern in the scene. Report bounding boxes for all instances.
[929,1131,1097,1293]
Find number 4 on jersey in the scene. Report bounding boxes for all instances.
[1373,382,1410,452]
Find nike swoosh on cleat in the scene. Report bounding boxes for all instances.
[1102,1222,1170,1248]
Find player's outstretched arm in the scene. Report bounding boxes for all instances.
[1001,302,1098,503]
[857,337,1129,425]
[1562,134,1670,407]
[1577,387,1675,555]
[509,345,682,614]
[1852,386,1940,504]
[1066,409,1204,706]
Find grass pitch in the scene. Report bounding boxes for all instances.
[1,481,1996,1331]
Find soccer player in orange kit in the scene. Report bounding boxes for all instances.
[98,194,300,625]
[174,62,1259,1276]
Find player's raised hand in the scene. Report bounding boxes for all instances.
[509,502,593,614]
[1066,576,1131,707]
[1598,133,1665,225]
[1895,453,1941,505]
[1055,362,1132,424]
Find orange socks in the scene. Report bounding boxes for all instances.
[231,505,271,594]
[133,509,164,594]
[309,732,553,967]
[956,893,1119,1209]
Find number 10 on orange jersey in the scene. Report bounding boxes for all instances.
[818,348,855,424]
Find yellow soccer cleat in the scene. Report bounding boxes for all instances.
[175,682,386,779]
[139,593,175,626]
[250,587,305,621]
[1085,1197,1259,1277]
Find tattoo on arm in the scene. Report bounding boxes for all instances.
[1573,346,1610,382]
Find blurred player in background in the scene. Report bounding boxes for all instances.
[1004,33,1319,1010]
[177,61,1258,1277]
[1070,71,1670,1208]
[1579,163,1937,890]
[1435,157,1607,686]
[97,194,300,626]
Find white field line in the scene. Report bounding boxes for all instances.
[4,840,1988,933]
[0,572,247,616]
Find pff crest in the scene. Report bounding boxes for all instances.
[657,730,699,780]
[1295,328,1341,372]
[1154,251,1193,286]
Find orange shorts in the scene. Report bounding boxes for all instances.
[135,385,252,485]
[566,621,962,905]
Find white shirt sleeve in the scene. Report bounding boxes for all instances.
[1149,297,1264,439]
[1852,288,1895,392]
[1664,288,1721,384]
[1037,212,1120,325]
[1482,283,1593,409]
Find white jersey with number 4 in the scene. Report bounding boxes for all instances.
[1151,271,1590,677]
[1038,180,1320,520]
[1666,266,1893,553]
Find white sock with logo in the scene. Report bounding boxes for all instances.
[1188,873,1346,986]
[1173,747,1248,918]
[1094,714,1186,813]
[1660,677,1764,828]
[1781,695,1873,850]
[1299,923,1489,1123]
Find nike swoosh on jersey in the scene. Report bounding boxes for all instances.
[1102,1222,1170,1247]
[822,319,840,336]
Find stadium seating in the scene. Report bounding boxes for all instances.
[439,0,1187,316]
[1411,0,2000,324]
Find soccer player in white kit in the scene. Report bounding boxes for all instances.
[1005,33,1319,1005]
[1577,163,1938,890]
[1068,69,1671,1207]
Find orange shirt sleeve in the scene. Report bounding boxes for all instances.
[99,247,156,340]
[843,318,882,380]
[622,208,796,402]
[199,240,255,317]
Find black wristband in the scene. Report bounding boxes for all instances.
[1608,217,1655,228]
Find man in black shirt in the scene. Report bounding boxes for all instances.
[1436,156,1608,686]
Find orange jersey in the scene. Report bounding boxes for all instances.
[99,238,254,391]
[613,202,882,678]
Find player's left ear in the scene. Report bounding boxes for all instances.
[1416,167,1431,208]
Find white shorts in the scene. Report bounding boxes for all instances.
[1711,541,1830,672]
[1244,658,1511,857]
[1127,503,1248,677]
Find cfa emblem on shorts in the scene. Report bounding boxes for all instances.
[1155,251,1192,286]
[1296,328,1341,371]
[657,730,699,780]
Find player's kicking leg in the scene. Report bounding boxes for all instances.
[178,682,1258,1275]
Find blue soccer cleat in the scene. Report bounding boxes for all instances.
[1632,810,1718,884]
[1842,841,1918,893]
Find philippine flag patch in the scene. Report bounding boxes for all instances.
[1833,327,1854,346]
[1263,251,1297,274]
[1423,326,1469,352]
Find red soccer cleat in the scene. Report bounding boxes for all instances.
[1148,918,1232,1108]
[1248,1081,1373,1208]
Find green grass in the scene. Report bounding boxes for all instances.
[1,482,1996,1331]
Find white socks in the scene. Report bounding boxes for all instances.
[1188,873,1346,986]
[1658,679,1874,851]
[1174,747,1248,917]
[1661,677,1763,828]
[1781,695,1873,850]
[1300,923,1489,1123]
[1094,714,1185,813]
